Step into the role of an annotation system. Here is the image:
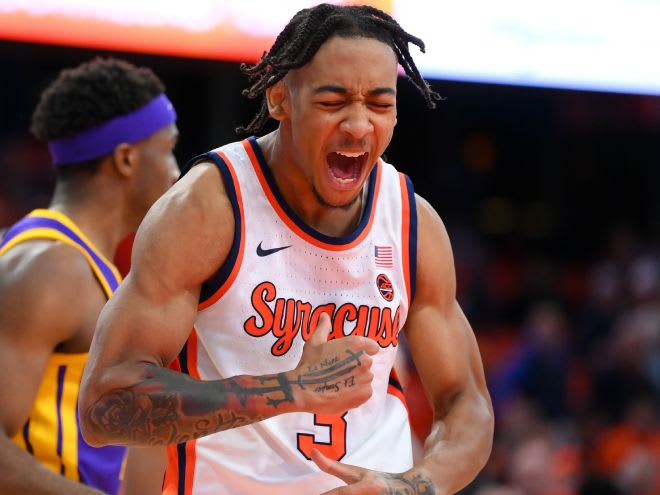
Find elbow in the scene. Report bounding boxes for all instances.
[78,408,106,448]
[448,386,495,472]
[78,379,112,448]
[78,412,107,448]
[78,361,155,447]
[475,393,495,470]
[80,426,106,448]
[463,378,496,470]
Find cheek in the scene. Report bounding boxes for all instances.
[375,117,396,147]
[292,119,330,162]
[153,150,178,177]
[140,155,177,200]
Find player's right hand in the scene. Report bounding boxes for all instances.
[288,313,379,414]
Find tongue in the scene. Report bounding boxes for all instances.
[328,152,360,180]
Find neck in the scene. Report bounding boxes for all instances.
[49,179,132,261]
[257,131,365,238]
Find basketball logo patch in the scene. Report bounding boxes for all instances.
[376,274,394,301]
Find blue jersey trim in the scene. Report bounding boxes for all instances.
[247,136,378,246]
[404,174,418,303]
[0,216,120,292]
[183,152,243,305]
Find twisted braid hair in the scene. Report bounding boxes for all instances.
[237,3,441,135]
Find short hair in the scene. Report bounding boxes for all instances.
[31,57,165,172]
[237,3,442,135]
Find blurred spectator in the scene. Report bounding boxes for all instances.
[594,398,660,492]
[490,301,572,419]
[590,306,659,422]
[508,435,575,495]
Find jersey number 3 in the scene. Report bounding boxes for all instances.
[297,413,347,461]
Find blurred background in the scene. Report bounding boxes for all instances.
[1,1,658,494]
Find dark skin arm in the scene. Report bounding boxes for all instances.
[79,163,379,447]
[119,446,166,495]
[0,242,108,494]
[312,195,494,495]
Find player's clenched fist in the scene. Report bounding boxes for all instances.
[287,313,379,415]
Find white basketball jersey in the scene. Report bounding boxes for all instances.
[163,138,418,495]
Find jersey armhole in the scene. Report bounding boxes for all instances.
[187,151,246,309]
[399,173,418,305]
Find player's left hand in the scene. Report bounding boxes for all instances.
[311,448,437,494]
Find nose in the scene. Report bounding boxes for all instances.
[339,105,374,140]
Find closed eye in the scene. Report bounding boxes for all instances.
[318,101,344,108]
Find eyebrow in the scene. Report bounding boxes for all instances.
[312,85,396,96]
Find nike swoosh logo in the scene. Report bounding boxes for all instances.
[256,241,291,257]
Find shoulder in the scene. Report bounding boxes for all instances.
[415,194,447,237]
[412,193,456,308]
[0,239,104,345]
[140,160,232,236]
[167,161,230,220]
[181,141,248,180]
[1,238,101,294]
[130,160,236,290]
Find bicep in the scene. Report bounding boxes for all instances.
[404,301,487,413]
[89,273,199,371]
[403,196,489,412]
[84,163,234,381]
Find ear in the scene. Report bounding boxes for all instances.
[266,80,289,121]
[111,143,138,178]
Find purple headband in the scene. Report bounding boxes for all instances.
[48,93,177,166]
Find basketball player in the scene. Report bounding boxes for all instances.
[79,4,494,494]
[0,58,179,494]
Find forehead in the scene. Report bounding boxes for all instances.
[289,36,398,92]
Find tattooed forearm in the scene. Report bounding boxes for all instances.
[381,472,436,495]
[83,349,366,446]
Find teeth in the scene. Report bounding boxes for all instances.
[335,151,366,158]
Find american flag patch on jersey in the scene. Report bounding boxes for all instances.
[374,245,394,268]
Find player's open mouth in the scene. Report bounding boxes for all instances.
[326,151,368,188]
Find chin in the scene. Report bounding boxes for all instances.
[313,186,361,211]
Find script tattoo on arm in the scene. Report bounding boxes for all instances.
[83,349,366,446]
[381,472,436,495]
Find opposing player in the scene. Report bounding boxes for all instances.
[79,4,494,494]
[0,57,179,494]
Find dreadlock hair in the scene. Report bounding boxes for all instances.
[31,57,165,177]
[236,3,442,135]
